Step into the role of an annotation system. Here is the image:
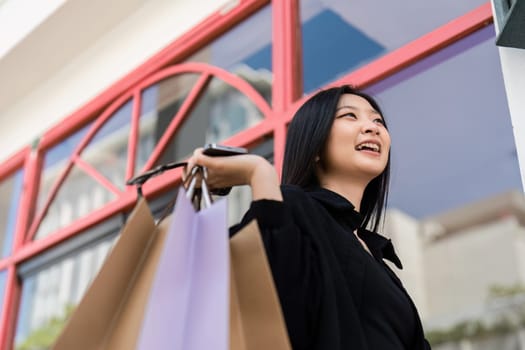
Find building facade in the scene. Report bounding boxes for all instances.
[0,0,523,348]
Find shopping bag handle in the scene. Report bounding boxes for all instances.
[126,161,187,197]
[184,165,213,208]
[155,165,213,222]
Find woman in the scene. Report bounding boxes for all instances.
[185,85,431,349]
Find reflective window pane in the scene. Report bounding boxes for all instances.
[227,137,274,226]
[0,270,6,319]
[364,26,524,347]
[80,100,133,190]
[36,166,116,239]
[185,4,272,105]
[37,124,91,222]
[136,74,200,174]
[366,25,521,218]
[0,169,24,257]
[154,77,265,166]
[15,233,116,349]
[300,0,487,93]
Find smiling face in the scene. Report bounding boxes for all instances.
[318,93,391,185]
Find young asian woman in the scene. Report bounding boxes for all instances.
[184,85,431,350]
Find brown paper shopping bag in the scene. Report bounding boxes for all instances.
[53,157,291,350]
[52,198,171,350]
[229,220,292,350]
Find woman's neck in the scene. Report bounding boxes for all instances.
[319,178,367,212]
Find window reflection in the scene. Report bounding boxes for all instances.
[80,100,133,190]
[185,4,272,105]
[0,270,6,319]
[15,232,117,349]
[0,169,24,257]
[300,0,487,93]
[36,166,116,239]
[36,125,91,227]
[137,74,200,174]
[154,77,265,167]
[227,137,274,226]
[363,26,524,348]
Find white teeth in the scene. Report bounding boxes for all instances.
[357,142,380,152]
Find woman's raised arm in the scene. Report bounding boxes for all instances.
[184,148,283,202]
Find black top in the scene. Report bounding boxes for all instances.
[230,185,431,350]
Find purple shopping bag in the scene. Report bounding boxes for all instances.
[137,187,229,350]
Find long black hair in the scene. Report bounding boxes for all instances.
[282,85,390,232]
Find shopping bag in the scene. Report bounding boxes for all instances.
[136,186,229,350]
[52,197,172,349]
[53,159,291,350]
[229,220,292,350]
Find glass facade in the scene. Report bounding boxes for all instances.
[300,0,487,93]
[0,270,6,321]
[154,76,266,167]
[0,169,24,257]
[15,224,119,349]
[185,4,273,105]
[35,166,117,239]
[366,25,520,218]
[35,124,92,233]
[137,74,201,174]
[80,100,133,190]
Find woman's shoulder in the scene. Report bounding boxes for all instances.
[280,184,310,201]
[279,185,322,211]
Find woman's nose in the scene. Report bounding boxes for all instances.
[362,120,380,135]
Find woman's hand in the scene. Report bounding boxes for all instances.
[184,148,283,201]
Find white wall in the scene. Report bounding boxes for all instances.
[423,217,525,327]
[0,0,67,59]
[0,0,230,163]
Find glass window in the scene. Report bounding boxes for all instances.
[0,270,6,319]
[227,136,274,226]
[0,169,24,257]
[154,77,265,167]
[364,25,524,347]
[300,0,487,93]
[136,74,200,174]
[15,219,121,349]
[366,25,521,218]
[80,100,133,190]
[35,166,116,239]
[36,124,91,225]
[185,4,272,105]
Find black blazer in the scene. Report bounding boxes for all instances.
[231,185,431,350]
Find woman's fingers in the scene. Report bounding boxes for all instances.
[183,147,204,181]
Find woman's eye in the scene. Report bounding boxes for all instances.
[374,118,385,125]
[339,113,357,119]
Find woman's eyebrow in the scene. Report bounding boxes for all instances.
[336,105,380,115]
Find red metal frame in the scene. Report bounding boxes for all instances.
[0,266,21,350]
[0,148,28,348]
[271,0,302,176]
[126,90,142,182]
[0,148,28,182]
[37,0,270,153]
[73,156,123,196]
[0,1,495,349]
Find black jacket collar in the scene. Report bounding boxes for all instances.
[306,187,403,269]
